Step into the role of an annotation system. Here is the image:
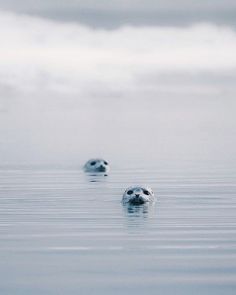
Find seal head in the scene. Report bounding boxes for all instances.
[84,158,110,173]
[122,186,155,205]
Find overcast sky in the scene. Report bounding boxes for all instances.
[0,0,236,28]
[0,2,236,166]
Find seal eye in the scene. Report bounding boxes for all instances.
[143,190,150,195]
[90,161,96,166]
[104,161,108,165]
[127,190,133,195]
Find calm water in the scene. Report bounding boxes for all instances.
[0,165,236,294]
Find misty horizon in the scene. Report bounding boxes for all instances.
[0,9,236,167]
[0,6,236,168]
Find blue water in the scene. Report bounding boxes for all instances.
[0,165,236,294]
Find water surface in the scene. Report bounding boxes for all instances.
[0,165,236,294]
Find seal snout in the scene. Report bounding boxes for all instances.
[134,188,142,199]
[98,165,106,172]
[135,192,141,199]
[122,186,155,205]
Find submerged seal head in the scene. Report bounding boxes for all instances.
[84,158,110,173]
[122,186,155,205]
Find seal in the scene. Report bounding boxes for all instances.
[83,158,110,173]
[122,186,155,205]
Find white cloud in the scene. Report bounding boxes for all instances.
[0,10,235,166]
[1,10,236,97]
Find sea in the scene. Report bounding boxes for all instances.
[0,160,236,295]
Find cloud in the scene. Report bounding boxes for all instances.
[0,10,236,166]
[1,10,236,99]
[1,0,236,28]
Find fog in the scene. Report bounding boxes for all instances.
[0,10,236,167]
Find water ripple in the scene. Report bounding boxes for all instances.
[0,166,236,294]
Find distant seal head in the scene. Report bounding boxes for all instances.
[122,186,155,205]
[84,158,110,173]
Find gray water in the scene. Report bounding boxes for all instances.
[0,164,236,295]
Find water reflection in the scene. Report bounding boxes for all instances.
[125,203,150,215]
[122,202,157,229]
[84,172,108,183]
